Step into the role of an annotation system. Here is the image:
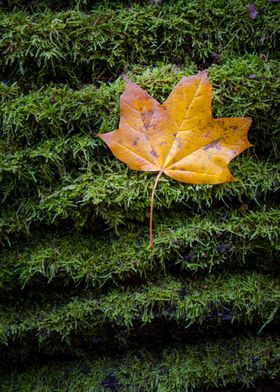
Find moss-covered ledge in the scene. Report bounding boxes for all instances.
[1,336,280,391]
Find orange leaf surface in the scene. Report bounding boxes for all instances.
[98,71,252,247]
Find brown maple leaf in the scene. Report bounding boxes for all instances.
[98,71,252,247]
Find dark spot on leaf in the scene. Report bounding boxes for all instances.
[175,137,182,149]
[203,141,221,151]
[247,3,259,20]
[202,131,211,139]
[133,139,138,146]
[141,110,155,129]
[150,149,158,158]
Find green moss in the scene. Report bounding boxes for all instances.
[0,0,279,388]
[1,336,280,391]
[0,59,279,242]
[1,272,280,352]
[1,59,278,151]
[0,155,279,242]
[1,208,279,290]
[0,1,279,85]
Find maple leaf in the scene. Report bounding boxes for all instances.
[98,71,252,247]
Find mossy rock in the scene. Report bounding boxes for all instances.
[1,0,279,390]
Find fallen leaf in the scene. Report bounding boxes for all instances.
[98,72,252,247]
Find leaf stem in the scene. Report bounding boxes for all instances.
[149,170,163,249]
